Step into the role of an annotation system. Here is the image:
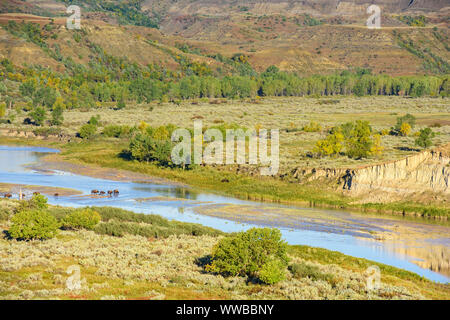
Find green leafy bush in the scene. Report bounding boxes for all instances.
[9,210,60,240]
[33,127,62,137]
[394,114,416,132]
[259,259,286,284]
[29,106,46,126]
[342,120,376,159]
[62,208,101,230]
[289,262,335,285]
[129,132,173,166]
[116,98,126,110]
[18,194,48,211]
[78,124,97,139]
[206,228,288,283]
[103,124,131,138]
[314,120,383,159]
[88,115,101,126]
[415,128,435,149]
[50,104,64,126]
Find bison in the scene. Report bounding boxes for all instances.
[4,193,12,198]
[91,190,99,194]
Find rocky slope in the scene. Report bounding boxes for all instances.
[143,0,449,16]
[293,144,450,202]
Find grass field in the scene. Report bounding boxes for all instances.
[0,200,448,300]
[3,96,449,170]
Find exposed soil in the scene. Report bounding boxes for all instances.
[0,182,81,197]
[32,153,186,187]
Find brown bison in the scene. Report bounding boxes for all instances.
[113,190,119,195]
[4,193,12,198]
[91,190,99,194]
[99,191,106,195]
[54,193,59,197]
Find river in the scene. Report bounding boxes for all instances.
[0,145,449,283]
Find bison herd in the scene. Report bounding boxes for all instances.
[91,189,119,197]
[2,189,119,199]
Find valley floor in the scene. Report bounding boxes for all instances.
[1,135,449,219]
[0,201,448,300]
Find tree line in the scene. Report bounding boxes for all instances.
[1,20,448,115]
[4,62,448,112]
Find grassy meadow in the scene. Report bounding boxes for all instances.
[3,96,448,170]
[0,199,448,300]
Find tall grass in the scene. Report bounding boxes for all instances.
[48,205,223,238]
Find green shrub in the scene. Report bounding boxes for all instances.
[314,120,382,159]
[259,259,286,284]
[129,133,173,166]
[87,206,222,238]
[47,206,76,221]
[62,208,101,230]
[50,104,64,126]
[302,121,322,132]
[33,127,62,137]
[88,115,100,126]
[18,194,48,211]
[342,121,375,159]
[289,262,335,284]
[29,106,46,126]
[206,228,288,283]
[78,124,97,139]
[9,210,60,240]
[395,114,416,132]
[103,124,131,138]
[415,128,435,149]
[116,98,126,110]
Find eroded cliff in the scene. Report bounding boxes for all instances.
[293,144,450,201]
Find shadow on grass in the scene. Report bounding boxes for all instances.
[195,255,212,271]
[394,146,421,152]
[118,149,132,160]
[2,229,10,240]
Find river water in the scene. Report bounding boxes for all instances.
[0,145,449,283]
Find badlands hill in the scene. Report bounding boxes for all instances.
[0,0,448,76]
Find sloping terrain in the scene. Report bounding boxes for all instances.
[294,143,450,204]
[0,1,448,76]
[142,0,449,16]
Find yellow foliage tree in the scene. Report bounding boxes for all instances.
[370,134,384,155]
[399,122,411,136]
[152,126,169,140]
[138,121,148,132]
[313,128,344,157]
